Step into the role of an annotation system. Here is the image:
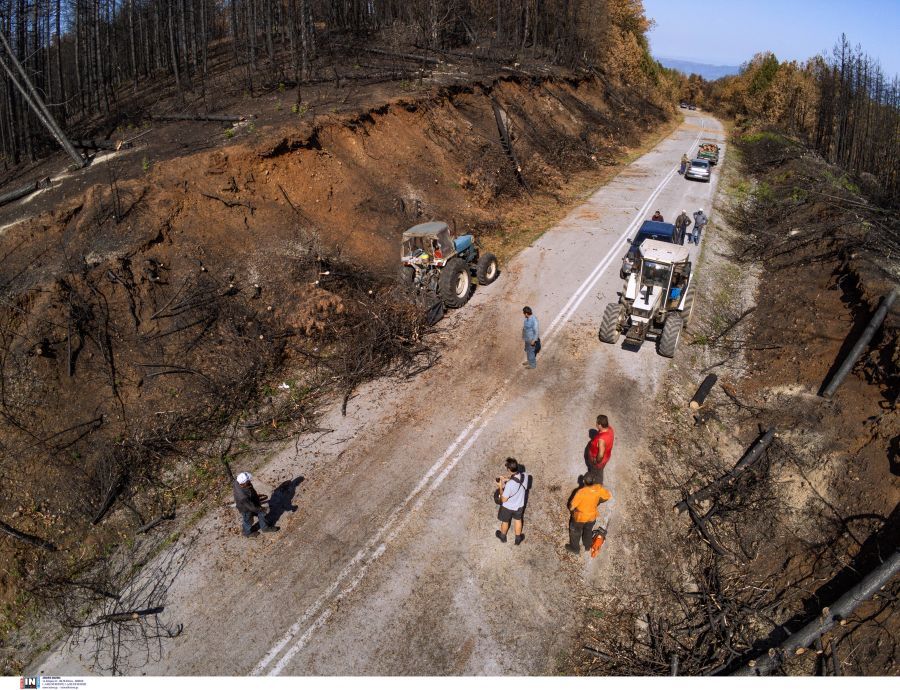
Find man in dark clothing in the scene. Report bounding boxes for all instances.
[233,472,279,537]
[651,210,664,222]
[674,210,692,246]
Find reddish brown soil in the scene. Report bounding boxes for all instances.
[0,70,672,668]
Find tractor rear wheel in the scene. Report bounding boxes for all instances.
[681,287,695,326]
[439,257,471,308]
[476,252,499,284]
[657,314,683,358]
[599,302,625,344]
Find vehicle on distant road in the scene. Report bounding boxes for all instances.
[400,221,499,310]
[697,142,720,165]
[685,158,711,182]
[679,102,688,109]
[619,220,678,279]
[688,104,696,110]
[600,240,695,358]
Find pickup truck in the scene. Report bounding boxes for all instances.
[697,142,720,165]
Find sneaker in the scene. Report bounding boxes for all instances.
[564,544,579,554]
[243,532,259,538]
[261,526,280,533]
[495,530,507,543]
[514,534,525,546]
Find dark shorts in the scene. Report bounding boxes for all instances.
[498,505,524,522]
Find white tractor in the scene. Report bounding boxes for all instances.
[598,240,695,358]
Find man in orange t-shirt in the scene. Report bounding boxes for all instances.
[566,472,612,554]
[588,414,615,483]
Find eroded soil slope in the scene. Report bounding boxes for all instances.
[0,73,671,661]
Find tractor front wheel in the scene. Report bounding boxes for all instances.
[476,252,499,284]
[439,257,471,308]
[657,314,683,358]
[599,302,625,344]
[400,265,416,285]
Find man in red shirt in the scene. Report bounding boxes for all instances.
[588,414,615,483]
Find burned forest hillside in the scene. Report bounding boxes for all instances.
[0,61,676,669]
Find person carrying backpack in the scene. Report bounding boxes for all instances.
[495,458,531,546]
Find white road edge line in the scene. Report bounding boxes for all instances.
[253,117,708,675]
[266,388,510,675]
[542,119,706,345]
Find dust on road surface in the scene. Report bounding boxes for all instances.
[37,113,726,676]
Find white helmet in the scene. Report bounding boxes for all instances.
[236,472,252,484]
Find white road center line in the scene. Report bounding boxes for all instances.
[253,118,710,675]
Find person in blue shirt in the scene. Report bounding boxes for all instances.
[522,306,539,369]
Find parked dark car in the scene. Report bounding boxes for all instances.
[620,220,678,278]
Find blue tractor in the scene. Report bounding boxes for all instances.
[401,221,499,309]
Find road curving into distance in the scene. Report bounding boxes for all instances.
[37,112,726,676]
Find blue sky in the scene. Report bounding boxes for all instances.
[643,0,899,75]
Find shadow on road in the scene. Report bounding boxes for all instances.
[267,476,304,525]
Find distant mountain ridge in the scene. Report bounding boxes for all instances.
[656,57,741,81]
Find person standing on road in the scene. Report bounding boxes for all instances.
[679,153,689,175]
[233,472,279,537]
[587,415,615,483]
[674,210,692,246]
[522,306,539,369]
[566,472,611,554]
[495,458,530,546]
[691,208,708,245]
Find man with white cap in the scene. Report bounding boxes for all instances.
[691,208,708,245]
[233,471,278,537]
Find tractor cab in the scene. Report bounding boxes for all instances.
[402,222,456,267]
[602,239,693,355]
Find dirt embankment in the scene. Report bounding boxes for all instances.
[0,73,671,668]
[577,131,898,676]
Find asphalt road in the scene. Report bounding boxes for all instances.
[37,112,726,676]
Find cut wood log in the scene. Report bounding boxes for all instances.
[821,288,898,398]
[732,549,900,676]
[690,374,718,409]
[0,176,51,207]
[152,113,246,123]
[674,428,775,514]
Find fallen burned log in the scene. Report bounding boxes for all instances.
[732,549,900,676]
[690,374,718,409]
[490,99,530,193]
[74,138,130,151]
[151,113,246,123]
[821,288,898,398]
[674,428,776,514]
[136,512,176,534]
[353,46,442,65]
[0,518,58,551]
[0,176,51,207]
